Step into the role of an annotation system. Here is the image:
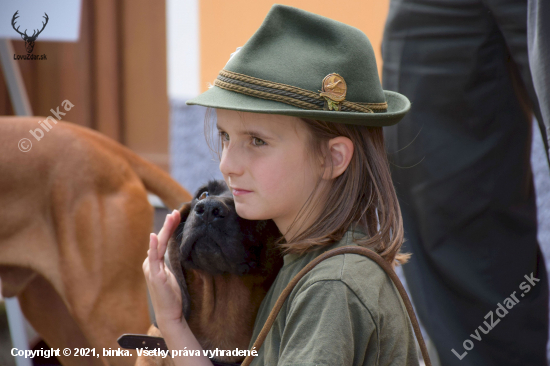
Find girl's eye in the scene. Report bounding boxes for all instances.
[218,131,265,146]
[219,131,229,141]
[252,137,266,146]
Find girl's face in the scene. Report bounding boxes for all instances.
[216,109,325,238]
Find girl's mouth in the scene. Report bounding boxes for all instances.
[231,188,252,196]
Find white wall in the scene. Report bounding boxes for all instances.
[167,0,200,101]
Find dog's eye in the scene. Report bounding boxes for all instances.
[198,191,209,200]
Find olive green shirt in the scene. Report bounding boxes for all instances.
[247,225,420,366]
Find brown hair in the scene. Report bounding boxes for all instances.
[205,108,410,268]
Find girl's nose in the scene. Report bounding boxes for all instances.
[219,145,244,177]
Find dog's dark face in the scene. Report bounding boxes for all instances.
[174,180,281,275]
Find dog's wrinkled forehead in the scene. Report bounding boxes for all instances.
[193,180,232,200]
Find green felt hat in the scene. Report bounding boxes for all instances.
[186,4,410,126]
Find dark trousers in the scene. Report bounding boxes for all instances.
[382,0,549,365]
[528,0,550,148]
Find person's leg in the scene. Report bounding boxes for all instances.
[485,0,549,164]
[382,0,549,364]
[527,0,550,156]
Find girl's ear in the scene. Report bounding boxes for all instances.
[322,136,354,180]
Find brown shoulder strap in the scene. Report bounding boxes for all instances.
[241,245,432,366]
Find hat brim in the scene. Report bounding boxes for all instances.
[185,86,410,127]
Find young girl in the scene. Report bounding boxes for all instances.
[143,4,419,366]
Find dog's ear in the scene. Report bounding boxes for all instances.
[177,201,192,224]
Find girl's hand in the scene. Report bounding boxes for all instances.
[143,209,184,327]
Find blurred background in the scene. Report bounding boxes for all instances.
[0,0,391,190]
[0,1,548,366]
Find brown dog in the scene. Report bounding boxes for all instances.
[135,180,283,366]
[0,116,192,366]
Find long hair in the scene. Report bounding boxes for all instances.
[204,108,410,268]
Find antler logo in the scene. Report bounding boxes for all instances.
[12,10,49,54]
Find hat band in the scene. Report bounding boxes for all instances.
[214,69,388,113]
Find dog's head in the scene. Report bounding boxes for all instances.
[160,180,283,353]
[170,179,281,276]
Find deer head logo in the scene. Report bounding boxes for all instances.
[12,10,49,54]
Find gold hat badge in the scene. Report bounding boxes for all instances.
[319,73,347,111]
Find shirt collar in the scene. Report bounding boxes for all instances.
[282,222,369,267]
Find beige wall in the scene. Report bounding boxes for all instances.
[200,0,390,93]
[122,0,170,170]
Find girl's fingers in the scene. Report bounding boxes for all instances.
[147,210,181,282]
[148,233,161,276]
[157,210,180,255]
[144,219,184,325]
[142,256,149,273]
[156,213,172,251]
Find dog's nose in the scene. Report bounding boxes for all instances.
[194,200,227,223]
